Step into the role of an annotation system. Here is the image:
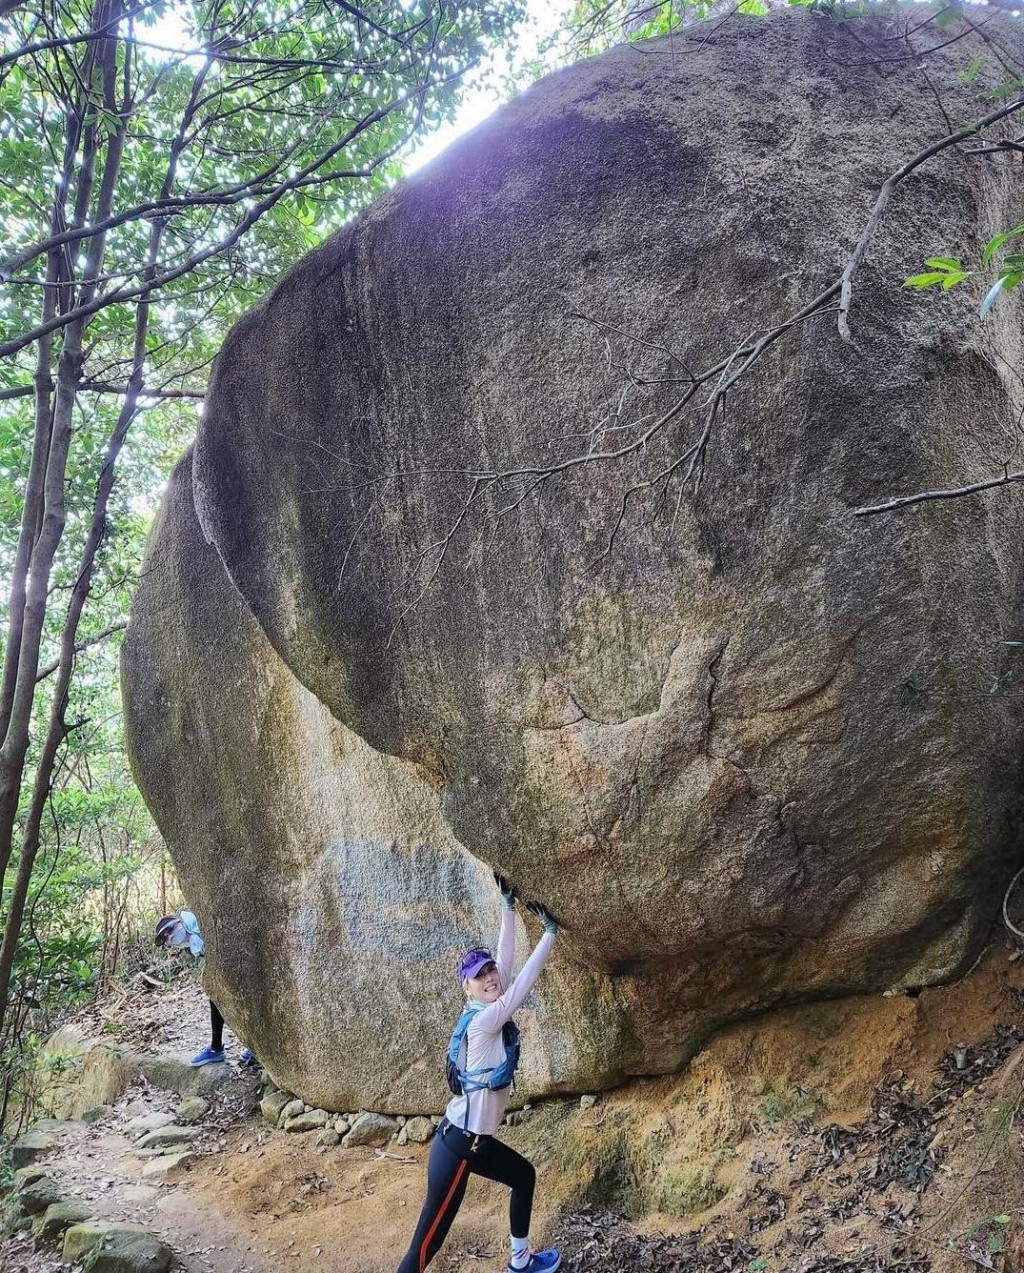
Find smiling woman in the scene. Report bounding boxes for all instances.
[396,871,562,1273]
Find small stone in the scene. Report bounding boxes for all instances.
[32,1200,94,1242]
[316,1129,340,1148]
[404,1117,435,1144]
[12,1166,48,1191]
[64,1221,112,1262]
[334,1119,350,1136]
[284,1110,328,1133]
[505,1112,520,1127]
[342,1112,400,1148]
[80,1105,111,1125]
[303,1103,313,1113]
[396,1115,406,1127]
[125,1112,175,1139]
[140,1056,230,1098]
[119,1185,159,1205]
[11,1130,55,1169]
[260,1089,294,1127]
[174,1097,210,1124]
[18,1178,63,1216]
[66,1225,174,1271]
[141,1151,194,1178]
[430,1115,441,1126]
[278,1099,305,1127]
[580,1094,597,1111]
[396,1128,409,1146]
[135,1125,200,1150]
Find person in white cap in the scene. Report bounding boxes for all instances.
[154,911,255,1067]
[395,872,561,1273]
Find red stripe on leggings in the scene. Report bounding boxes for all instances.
[419,1158,468,1273]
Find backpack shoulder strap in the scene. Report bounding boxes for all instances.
[447,1005,479,1064]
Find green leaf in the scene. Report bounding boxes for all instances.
[924,257,964,271]
[957,53,983,82]
[904,271,953,289]
[983,224,1024,263]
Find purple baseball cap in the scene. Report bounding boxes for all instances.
[458,946,495,981]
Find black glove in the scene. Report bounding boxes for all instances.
[526,900,559,935]
[494,871,517,910]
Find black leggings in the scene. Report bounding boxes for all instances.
[396,1122,536,1273]
[210,1001,224,1052]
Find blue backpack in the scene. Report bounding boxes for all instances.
[446,1003,521,1098]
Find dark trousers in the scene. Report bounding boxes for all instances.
[210,1001,224,1051]
[396,1121,536,1273]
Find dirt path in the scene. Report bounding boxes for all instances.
[7,952,1024,1273]
[1,979,558,1273]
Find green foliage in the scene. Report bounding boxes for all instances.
[904,257,971,291]
[755,1082,819,1128]
[963,1212,1012,1257]
[905,227,1024,317]
[0,0,531,1137]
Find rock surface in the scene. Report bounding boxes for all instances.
[11,1131,55,1169]
[283,1109,329,1133]
[138,1057,230,1097]
[70,1225,174,1272]
[18,1178,63,1216]
[260,1088,294,1126]
[32,1200,94,1241]
[126,1112,175,1140]
[140,1151,194,1179]
[342,1113,400,1148]
[174,1097,210,1124]
[123,8,1024,1108]
[36,1026,138,1120]
[135,1126,199,1150]
[404,1116,435,1144]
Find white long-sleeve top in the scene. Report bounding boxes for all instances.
[444,908,555,1136]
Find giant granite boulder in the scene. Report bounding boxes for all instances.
[124,8,1024,1109]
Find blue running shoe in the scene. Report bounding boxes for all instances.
[190,1045,226,1067]
[507,1252,560,1273]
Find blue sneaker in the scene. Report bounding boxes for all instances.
[508,1252,560,1273]
[239,1047,257,1065]
[190,1045,226,1067]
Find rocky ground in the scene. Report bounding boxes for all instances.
[3,947,1024,1272]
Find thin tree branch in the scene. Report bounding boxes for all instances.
[0,70,465,359]
[0,381,204,400]
[853,470,1024,516]
[838,94,1024,343]
[35,618,128,680]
